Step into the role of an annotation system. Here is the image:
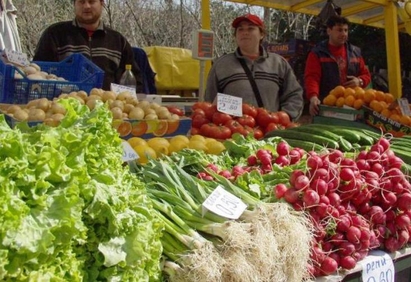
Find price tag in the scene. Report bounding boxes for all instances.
[121,141,139,162]
[110,83,137,99]
[3,49,30,66]
[202,185,247,219]
[398,98,411,116]
[359,250,394,282]
[216,93,242,117]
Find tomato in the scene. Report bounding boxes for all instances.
[256,110,280,128]
[225,120,247,136]
[200,123,231,140]
[236,114,256,128]
[243,125,254,137]
[277,111,291,127]
[190,108,205,118]
[242,103,258,118]
[192,101,213,112]
[191,113,210,128]
[253,127,264,140]
[212,112,233,126]
[190,127,200,135]
[265,122,279,134]
[166,106,184,116]
[204,104,217,120]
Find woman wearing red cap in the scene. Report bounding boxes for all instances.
[204,13,304,121]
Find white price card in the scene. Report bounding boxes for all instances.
[121,141,139,162]
[398,98,411,116]
[110,83,137,99]
[359,250,394,282]
[3,49,30,66]
[216,93,242,117]
[202,185,247,219]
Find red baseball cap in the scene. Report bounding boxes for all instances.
[232,14,264,28]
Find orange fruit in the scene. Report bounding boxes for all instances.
[323,94,337,106]
[131,121,148,136]
[389,113,401,122]
[364,89,376,104]
[344,87,356,98]
[345,95,356,107]
[354,87,365,100]
[400,115,411,126]
[153,120,169,137]
[375,91,386,102]
[116,120,132,137]
[353,99,364,110]
[165,119,180,135]
[384,93,395,104]
[381,108,392,118]
[370,100,383,113]
[335,97,345,107]
[332,85,345,98]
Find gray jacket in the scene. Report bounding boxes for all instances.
[204,47,304,121]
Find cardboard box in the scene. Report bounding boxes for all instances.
[319,105,364,121]
[112,117,192,140]
[363,106,411,137]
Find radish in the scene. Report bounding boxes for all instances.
[294,175,310,191]
[274,183,288,199]
[303,189,320,207]
[247,155,258,166]
[346,226,361,244]
[397,193,411,211]
[283,187,300,204]
[290,170,305,187]
[310,178,328,196]
[339,255,357,270]
[320,256,338,275]
[336,215,351,233]
[276,141,290,156]
[395,213,410,230]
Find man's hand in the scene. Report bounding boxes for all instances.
[309,96,321,116]
[343,76,361,88]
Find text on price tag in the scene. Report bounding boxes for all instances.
[4,49,30,67]
[216,93,242,117]
[111,83,137,99]
[397,98,411,116]
[121,141,139,162]
[359,250,394,282]
[202,185,247,219]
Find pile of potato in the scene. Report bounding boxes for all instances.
[14,62,67,81]
[3,88,179,127]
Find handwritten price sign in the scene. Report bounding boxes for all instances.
[216,93,242,117]
[202,185,247,219]
[359,250,394,282]
[111,83,137,99]
[398,98,411,116]
[4,49,30,67]
[121,141,139,162]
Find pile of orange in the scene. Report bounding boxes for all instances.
[322,86,411,126]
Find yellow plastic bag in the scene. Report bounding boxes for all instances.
[144,46,200,91]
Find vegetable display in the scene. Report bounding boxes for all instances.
[0,99,163,281]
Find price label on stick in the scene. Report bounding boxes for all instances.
[359,250,394,282]
[216,93,242,117]
[121,141,139,162]
[202,185,247,219]
[111,83,137,99]
[398,98,411,116]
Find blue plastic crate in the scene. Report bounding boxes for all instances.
[0,53,104,104]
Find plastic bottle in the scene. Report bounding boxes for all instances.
[119,64,136,91]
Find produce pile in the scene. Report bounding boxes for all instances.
[0,99,163,281]
[190,101,297,139]
[137,132,411,279]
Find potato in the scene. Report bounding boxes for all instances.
[123,103,134,114]
[50,103,66,115]
[117,91,132,101]
[137,100,150,110]
[102,91,116,102]
[144,108,156,116]
[111,107,123,119]
[28,108,46,121]
[86,99,98,110]
[128,107,145,120]
[125,96,139,106]
[23,66,38,75]
[144,113,158,120]
[150,102,161,110]
[110,100,124,111]
[37,98,50,112]
[76,90,88,100]
[13,109,29,121]
[27,73,45,80]
[7,105,22,115]
[29,62,41,72]
[89,88,103,97]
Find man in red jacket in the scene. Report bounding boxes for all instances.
[304,15,371,116]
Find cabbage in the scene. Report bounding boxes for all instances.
[0,99,163,281]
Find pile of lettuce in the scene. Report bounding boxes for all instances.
[0,99,163,281]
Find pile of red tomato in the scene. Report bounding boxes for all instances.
[190,102,296,140]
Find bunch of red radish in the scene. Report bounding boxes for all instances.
[197,141,304,181]
[275,137,411,277]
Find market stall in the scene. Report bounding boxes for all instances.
[200,0,411,99]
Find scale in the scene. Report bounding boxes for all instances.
[192,29,214,101]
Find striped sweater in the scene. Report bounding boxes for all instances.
[33,19,142,92]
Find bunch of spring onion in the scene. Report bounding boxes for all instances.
[134,157,313,282]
